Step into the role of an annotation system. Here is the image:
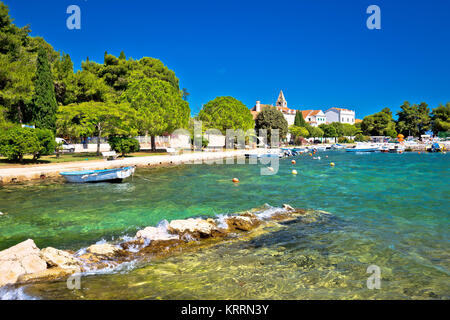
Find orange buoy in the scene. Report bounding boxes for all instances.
[309,153,312,156]
[232,178,239,183]
[291,160,296,164]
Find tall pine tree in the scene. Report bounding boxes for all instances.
[294,110,307,127]
[32,46,57,131]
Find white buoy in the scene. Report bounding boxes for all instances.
[268,167,274,172]
[292,170,298,175]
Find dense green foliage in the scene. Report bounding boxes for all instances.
[319,123,338,139]
[108,136,140,156]
[396,102,430,137]
[0,2,58,124]
[56,102,138,155]
[0,126,56,161]
[307,126,324,139]
[361,108,397,137]
[289,125,309,139]
[34,128,57,158]
[354,133,370,142]
[32,46,58,131]
[121,78,190,151]
[255,107,288,144]
[431,103,450,134]
[294,111,307,127]
[198,97,254,134]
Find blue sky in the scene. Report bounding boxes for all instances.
[4,0,450,118]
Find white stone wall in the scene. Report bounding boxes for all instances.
[74,144,111,153]
[325,109,339,123]
[284,114,295,126]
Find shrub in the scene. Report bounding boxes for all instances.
[190,136,209,148]
[354,133,370,142]
[0,126,42,162]
[34,128,57,159]
[338,137,355,143]
[108,136,140,156]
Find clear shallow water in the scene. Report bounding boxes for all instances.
[0,152,449,299]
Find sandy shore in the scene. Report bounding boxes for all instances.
[0,149,260,185]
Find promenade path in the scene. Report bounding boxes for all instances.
[0,149,260,184]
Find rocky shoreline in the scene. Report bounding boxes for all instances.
[0,204,308,289]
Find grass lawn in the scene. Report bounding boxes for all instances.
[0,151,170,167]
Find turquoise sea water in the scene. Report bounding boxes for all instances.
[0,151,449,299]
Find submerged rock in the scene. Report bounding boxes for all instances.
[17,267,79,284]
[136,227,179,241]
[138,239,185,257]
[168,218,225,239]
[40,247,81,269]
[225,215,261,231]
[87,244,121,258]
[0,239,47,287]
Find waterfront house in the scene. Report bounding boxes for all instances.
[325,107,356,124]
[300,110,327,127]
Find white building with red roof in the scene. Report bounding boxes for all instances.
[300,110,327,127]
[325,107,355,124]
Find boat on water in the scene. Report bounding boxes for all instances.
[331,143,345,150]
[345,143,380,152]
[389,145,405,153]
[60,166,135,183]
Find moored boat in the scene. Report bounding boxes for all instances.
[331,143,345,150]
[345,143,380,152]
[60,166,135,183]
[389,145,405,153]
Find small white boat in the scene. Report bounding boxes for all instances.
[60,166,135,183]
[346,143,380,152]
[331,144,345,150]
[389,145,405,153]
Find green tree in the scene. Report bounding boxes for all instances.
[31,46,57,131]
[431,103,450,134]
[308,126,324,141]
[33,128,56,160]
[330,122,344,137]
[56,102,137,155]
[53,52,76,105]
[289,125,309,139]
[0,2,59,124]
[255,107,288,145]
[341,123,358,137]
[72,70,111,103]
[361,107,397,137]
[396,102,431,137]
[182,88,190,101]
[198,96,254,134]
[319,124,338,142]
[121,78,190,151]
[294,111,308,127]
